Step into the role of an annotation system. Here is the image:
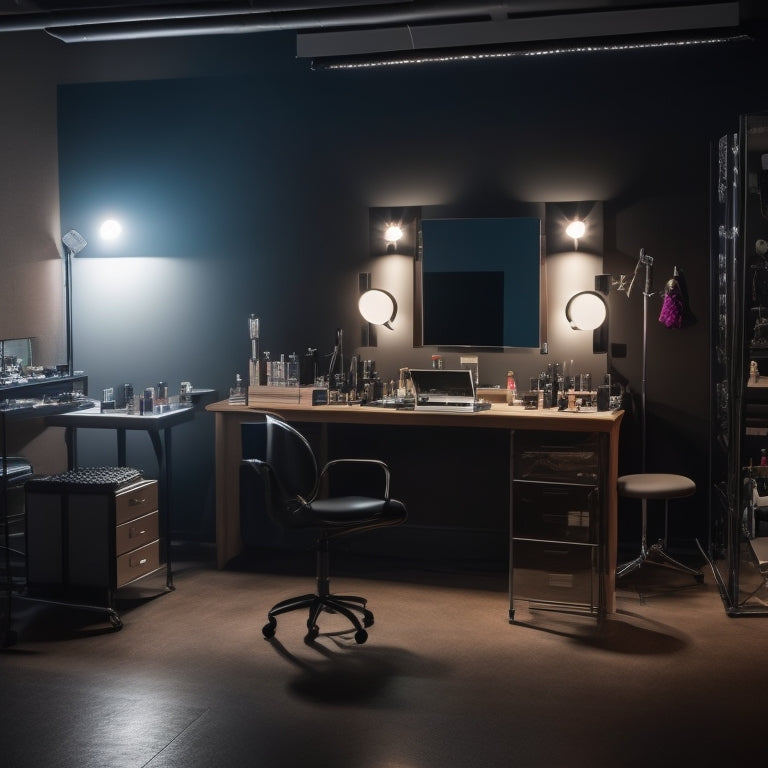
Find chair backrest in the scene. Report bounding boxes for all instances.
[241,414,318,504]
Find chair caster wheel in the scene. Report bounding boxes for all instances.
[262,620,276,639]
[354,629,368,644]
[362,611,374,628]
[306,625,320,642]
[108,611,123,630]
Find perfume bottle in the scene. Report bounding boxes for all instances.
[506,370,517,405]
[229,373,247,405]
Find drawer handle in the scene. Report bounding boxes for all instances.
[129,527,147,538]
[128,497,147,506]
[130,557,149,567]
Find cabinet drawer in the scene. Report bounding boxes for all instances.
[513,432,599,484]
[116,540,160,587]
[115,480,158,525]
[513,482,598,543]
[511,539,597,608]
[115,510,159,557]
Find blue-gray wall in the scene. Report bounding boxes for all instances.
[48,30,766,546]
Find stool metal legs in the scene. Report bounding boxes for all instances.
[616,498,704,582]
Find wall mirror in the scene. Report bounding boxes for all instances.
[413,207,547,350]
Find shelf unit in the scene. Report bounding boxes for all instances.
[709,112,768,615]
[1,374,90,645]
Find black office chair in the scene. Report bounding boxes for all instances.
[240,414,407,644]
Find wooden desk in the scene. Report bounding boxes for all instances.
[206,399,624,613]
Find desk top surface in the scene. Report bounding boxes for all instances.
[45,404,196,430]
[207,399,624,433]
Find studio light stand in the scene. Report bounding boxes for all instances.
[616,249,703,581]
[61,229,87,376]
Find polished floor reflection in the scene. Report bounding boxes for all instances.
[1,548,764,768]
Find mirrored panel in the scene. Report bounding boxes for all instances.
[418,216,543,349]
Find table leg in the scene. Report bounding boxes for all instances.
[508,429,515,623]
[142,430,175,591]
[116,429,127,467]
[64,426,77,470]
[161,427,174,591]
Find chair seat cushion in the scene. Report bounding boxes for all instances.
[308,496,407,527]
[617,473,696,500]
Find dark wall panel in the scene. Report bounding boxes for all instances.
[57,33,766,546]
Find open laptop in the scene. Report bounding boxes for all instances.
[409,368,491,413]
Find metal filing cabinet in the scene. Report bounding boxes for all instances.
[509,430,606,620]
[26,469,160,608]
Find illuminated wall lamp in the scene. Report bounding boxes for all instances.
[359,288,397,329]
[384,224,403,253]
[565,219,586,250]
[565,289,608,354]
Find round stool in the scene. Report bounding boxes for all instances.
[616,473,703,582]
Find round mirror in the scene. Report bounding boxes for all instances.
[359,289,397,329]
[565,291,606,330]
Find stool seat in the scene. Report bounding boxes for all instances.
[618,473,696,500]
[616,472,702,583]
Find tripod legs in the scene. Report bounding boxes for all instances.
[616,498,704,582]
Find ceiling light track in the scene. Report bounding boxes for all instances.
[311,29,752,70]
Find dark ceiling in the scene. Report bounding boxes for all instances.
[0,0,763,63]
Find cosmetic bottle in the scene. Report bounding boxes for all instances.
[506,371,517,405]
[143,387,154,414]
[156,381,168,408]
[229,374,247,405]
[123,383,135,414]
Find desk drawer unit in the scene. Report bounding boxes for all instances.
[514,432,599,485]
[511,539,598,610]
[510,430,606,620]
[116,539,161,586]
[512,481,597,544]
[26,475,160,598]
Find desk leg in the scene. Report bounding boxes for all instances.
[508,429,515,623]
[161,428,175,591]
[64,426,77,470]
[116,429,127,467]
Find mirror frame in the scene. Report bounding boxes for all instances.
[412,204,548,351]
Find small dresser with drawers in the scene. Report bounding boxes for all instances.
[26,467,161,611]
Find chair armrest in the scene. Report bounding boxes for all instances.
[319,458,391,499]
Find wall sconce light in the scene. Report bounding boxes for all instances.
[359,288,397,329]
[384,224,403,253]
[565,290,606,330]
[359,272,398,347]
[565,219,586,250]
[370,207,420,258]
[565,274,610,354]
[545,201,601,255]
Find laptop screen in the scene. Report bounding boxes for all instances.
[409,369,476,399]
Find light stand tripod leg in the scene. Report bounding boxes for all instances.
[645,501,704,580]
[617,499,650,578]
